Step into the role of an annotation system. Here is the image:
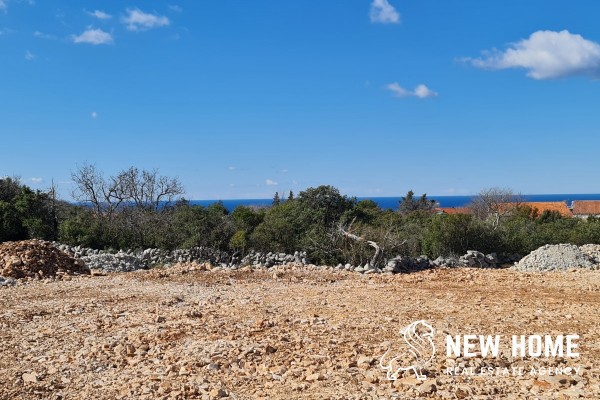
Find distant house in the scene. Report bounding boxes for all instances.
[572,201,600,219]
[436,202,573,218]
[516,202,573,218]
[437,207,471,215]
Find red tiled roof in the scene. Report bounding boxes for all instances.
[518,202,572,218]
[572,201,600,215]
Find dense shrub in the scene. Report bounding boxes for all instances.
[0,177,58,242]
[422,214,501,258]
[251,200,303,254]
[59,206,106,248]
[570,218,600,245]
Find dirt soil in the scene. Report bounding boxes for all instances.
[1,265,599,399]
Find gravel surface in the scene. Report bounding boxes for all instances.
[1,265,599,399]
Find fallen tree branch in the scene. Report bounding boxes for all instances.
[339,220,382,267]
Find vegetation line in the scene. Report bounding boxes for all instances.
[2,165,599,267]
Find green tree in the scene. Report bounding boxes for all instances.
[0,177,58,242]
[232,206,264,235]
[345,199,381,225]
[297,185,355,227]
[251,200,302,253]
[398,190,437,215]
[229,230,248,253]
[0,201,26,242]
[0,177,22,202]
[59,206,107,248]
[272,192,281,206]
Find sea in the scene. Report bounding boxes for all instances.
[191,194,600,212]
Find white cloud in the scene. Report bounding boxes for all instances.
[413,84,438,98]
[386,82,438,99]
[24,50,35,60]
[122,8,170,32]
[168,4,183,13]
[1,28,16,37]
[0,0,6,11]
[30,177,42,184]
[228,166,236,171]
[87,10,112,20]
[73,28,113,45]
[466,30,600,80]
[370,0,400,24]
[0,27,15,36]
[91,111,98,119]
[266,179,278,186]
[33,31,56,40]
[386,82,410,97]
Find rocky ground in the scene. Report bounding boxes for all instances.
[1,265,599,399]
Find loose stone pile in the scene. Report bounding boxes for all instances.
[580,244,600,262]
[54,243,310,273]
[383,255,432,273]
[432,252,521,268]
[514,244,599,272]
[0,240,90,279]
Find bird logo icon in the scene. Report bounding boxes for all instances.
[379,320,436,380]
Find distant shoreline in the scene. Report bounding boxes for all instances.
[190,193,600,212]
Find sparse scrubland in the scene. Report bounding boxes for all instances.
[2,167,600,268]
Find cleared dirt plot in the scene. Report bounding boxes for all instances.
[1,266,600,399]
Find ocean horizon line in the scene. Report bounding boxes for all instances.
[189,193,600,211]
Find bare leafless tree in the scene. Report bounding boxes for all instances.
[117,167,184,211]
[468,187,522,229]
[71,163,126,219]
[71,164,184,217]
[70,164,186,248]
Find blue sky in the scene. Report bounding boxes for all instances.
[1,1,599,199]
